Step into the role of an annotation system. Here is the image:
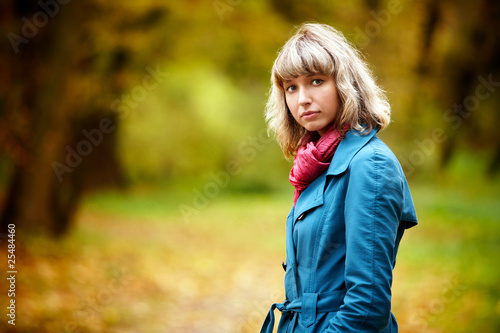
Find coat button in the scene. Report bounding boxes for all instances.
[282,261,287,272]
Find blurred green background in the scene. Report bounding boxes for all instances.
[1,0,500,332]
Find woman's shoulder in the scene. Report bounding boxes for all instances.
[349,134,403,175]
[328,129,403,177]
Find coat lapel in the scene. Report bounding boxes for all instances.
[327,128,378,176]
[293,172,325,222]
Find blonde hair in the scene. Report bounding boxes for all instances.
[265,23,391,158]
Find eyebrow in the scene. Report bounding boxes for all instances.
[284,73,324,83]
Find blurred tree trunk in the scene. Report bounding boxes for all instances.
[404,0,441,142]
[0,1,127,236]
[415,0,500,173]
[1,0,82,236]
[483,0,500,176]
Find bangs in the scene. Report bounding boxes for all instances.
[273,35,335,88]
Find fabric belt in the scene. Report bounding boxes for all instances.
[260,289,346,333]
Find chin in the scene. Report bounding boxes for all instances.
[304,124,325,133]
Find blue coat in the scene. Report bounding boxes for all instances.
[261,129,418,333]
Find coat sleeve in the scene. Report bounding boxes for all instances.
[324,142,404,332]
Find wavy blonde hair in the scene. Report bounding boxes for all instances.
[265,23,391,158]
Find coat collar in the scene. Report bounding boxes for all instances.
[292,128,378,220]
[326,128,378,176]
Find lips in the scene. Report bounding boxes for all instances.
[301,111,320,119]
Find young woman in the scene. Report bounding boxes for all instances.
[260,23,418,333]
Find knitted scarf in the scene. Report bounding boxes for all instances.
[289,126,346,206]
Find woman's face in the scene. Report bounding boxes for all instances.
[284,74,339,136]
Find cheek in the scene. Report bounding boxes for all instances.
[285,96,298,114]
[285,95,291,108]
[285,103,301,125]
[327,93,339,113]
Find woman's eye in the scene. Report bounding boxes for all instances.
[286,85,297,92]
[312,79,323,85]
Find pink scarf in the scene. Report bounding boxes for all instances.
[289,126,346,206]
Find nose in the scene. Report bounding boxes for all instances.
[298,87,312,106]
